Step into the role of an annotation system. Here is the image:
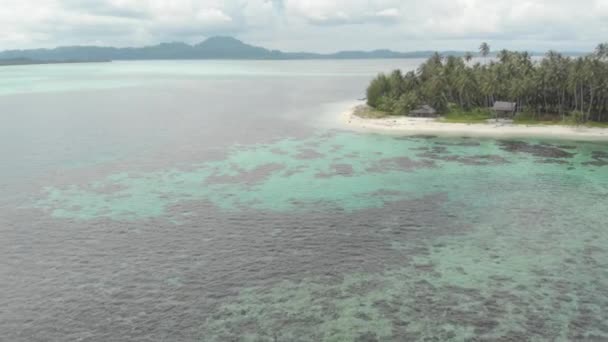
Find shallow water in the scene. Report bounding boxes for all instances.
[1,60,608,341]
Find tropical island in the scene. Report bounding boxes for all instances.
[345,43,608,139]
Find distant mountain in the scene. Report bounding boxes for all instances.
[0,36,589,62]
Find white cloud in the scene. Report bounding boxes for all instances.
[195,9,232,23]
[282,0,404,25]
[376,8,400,19]
[0,0,605,52]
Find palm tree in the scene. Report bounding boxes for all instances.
[364,43,608,122]
[595,43,608,59]
[464,52,473,63]
[479,42,490,63]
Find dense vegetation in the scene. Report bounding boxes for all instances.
[367,43,608,123]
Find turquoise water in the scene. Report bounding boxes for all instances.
[35,132,608,340]
[2,61,608,341]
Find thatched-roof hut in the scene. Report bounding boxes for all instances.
[492,101,517,117]
[410,105,438,117]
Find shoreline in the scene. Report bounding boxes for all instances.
[341,105,608,141]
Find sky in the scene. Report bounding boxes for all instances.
[1,0,607,52]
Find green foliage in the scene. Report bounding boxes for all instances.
[365,43,608,122]
[376,95,396,113]
[388,70,404,98]
[595,43,608,60]
[440,108,492,123]
[570,111,587,125]
[392,92,420,115]
[366,73,390,108]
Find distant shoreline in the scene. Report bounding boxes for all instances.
[0,36,590,62]
[0,58,111,67]
[342,105,608,141]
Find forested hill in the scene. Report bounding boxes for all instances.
[0,36,586,61]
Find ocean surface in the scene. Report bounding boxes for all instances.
[1,60,608,341]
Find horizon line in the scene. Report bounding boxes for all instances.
[0,36,596,55]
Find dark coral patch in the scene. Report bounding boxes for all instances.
[583,160,608,167]
[498,141,575,158]
[410,135,438,139]
[315,164,355,178]
[329,145,342,153]
[432,146,449,154]
[355,332,378,342]
[205,163,284,185]
[84,183,128,195]
[411,147,430,151]
[582,150,608,167]
[536,159,571,165]
[369,189,403,197]
[270,148,288,155]
[417,148,509,165]
[592,151,608,159]
[435,141,482,147]
[366,157,436,173]
[295,148,324,160]
[416,146,450,159]
[283,166,307,177]
[395,135,437,141]
[446,155,509,166]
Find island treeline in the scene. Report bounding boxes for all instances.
[367,43,608,123]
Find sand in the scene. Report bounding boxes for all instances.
[341,105,608,141]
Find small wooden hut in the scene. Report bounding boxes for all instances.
[492,101,517,118]
[410,105,438,117]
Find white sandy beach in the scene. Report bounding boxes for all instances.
[341,106,608,141]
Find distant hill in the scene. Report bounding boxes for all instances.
[0,57,111,66]
[0,36,589,62]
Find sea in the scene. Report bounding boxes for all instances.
[1,59,608,341]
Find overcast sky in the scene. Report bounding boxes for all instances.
[1,0,607,52]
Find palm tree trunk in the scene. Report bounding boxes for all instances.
[560,89,565,120]
[580,85,584,114]
[588,87,594,120]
